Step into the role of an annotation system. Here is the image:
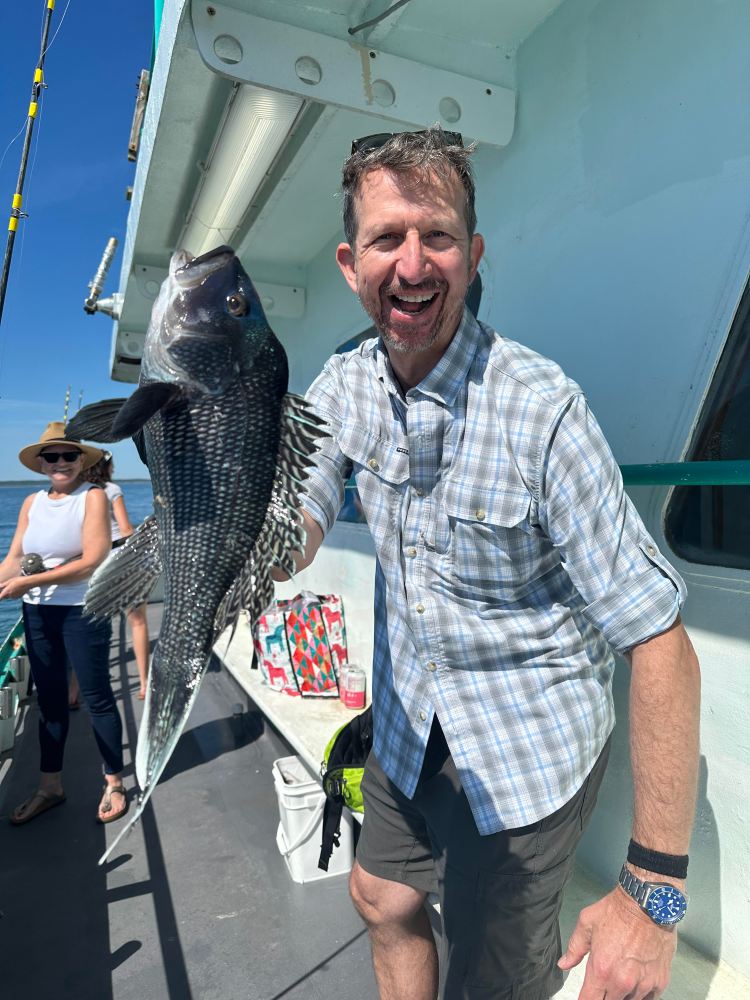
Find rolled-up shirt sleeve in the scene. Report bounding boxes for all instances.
[538,393,686,652]
[300,360,353,537]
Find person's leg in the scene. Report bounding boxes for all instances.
[350,862,437,1000]
[127,603,150,698]
[11,605,67,822]
[62,607,127,820]
[424,733,612,1000]
[67,659,80,708]
[353,750,441,1000]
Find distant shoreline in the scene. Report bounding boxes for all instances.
[0,479,151,486]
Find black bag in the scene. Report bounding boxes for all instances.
[318,706,373,872]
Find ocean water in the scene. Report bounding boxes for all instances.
[0,480,154,642]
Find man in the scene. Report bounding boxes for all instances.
[281,128,700,999]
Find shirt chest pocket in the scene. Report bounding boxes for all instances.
[436,485,538,602]
[336,427,410,520]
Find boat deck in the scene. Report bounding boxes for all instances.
[1,606,747,999]
[0,606,378,1000]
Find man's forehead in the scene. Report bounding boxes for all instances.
[358,165,463,203]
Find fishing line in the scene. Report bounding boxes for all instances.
[39,0,73,60]
[0,85,47,401]
[14,86,46,285]
[0,122,29,179]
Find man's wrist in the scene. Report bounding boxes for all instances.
[627,838,689,879]
[624,861,686,891]
[618,863,688,928]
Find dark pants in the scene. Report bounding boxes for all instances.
[22,603,123,775]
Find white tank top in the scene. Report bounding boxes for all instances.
[22,483,98,606]
[105,481,124,541]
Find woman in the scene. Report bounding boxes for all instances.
[74,452,150,700]
[0,421,128,825]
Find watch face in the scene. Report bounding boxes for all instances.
[645,885,687,925]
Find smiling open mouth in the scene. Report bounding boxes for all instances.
[389,290,438,314]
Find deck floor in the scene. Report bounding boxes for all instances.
[2,607,747,999]
[0,606,378,1000]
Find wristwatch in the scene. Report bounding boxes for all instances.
[618,864,688,926]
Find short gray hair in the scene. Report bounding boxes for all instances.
[341,126,477,247]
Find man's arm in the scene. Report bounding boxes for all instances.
[558,617,701,999]
[271,509,325,582]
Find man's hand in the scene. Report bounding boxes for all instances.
[0,576,32,600]
[558,886,677,999]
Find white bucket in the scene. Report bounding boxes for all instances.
[272,755,353,884]
[0,687,17,752]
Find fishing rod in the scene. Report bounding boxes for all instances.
[0,0,57,326]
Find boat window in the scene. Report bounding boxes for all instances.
[664,277,750,570]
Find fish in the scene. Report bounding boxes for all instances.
[66,245,327,863]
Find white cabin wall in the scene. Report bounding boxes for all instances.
[285,232,371,396]
[475,0,750,974]
[473,0,750,466]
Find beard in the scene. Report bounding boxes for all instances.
[358,277,467,356]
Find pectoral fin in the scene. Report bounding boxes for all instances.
[84,515,163,618]
[112,382,181,438]
[65,399,130,443]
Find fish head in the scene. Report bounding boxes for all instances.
[141,245,270,394]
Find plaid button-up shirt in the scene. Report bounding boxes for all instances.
[302,310,685,834]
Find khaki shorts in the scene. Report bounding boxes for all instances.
[357,720,610,1000]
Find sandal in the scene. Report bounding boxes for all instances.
[10,789,66,826]
[97,784,129,825]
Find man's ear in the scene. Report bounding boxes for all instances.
[468,233,484,283]
[336,242,358,294]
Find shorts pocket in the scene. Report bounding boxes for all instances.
[447,860,571,993]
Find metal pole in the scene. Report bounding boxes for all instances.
[84,236,119,313]
[0,0,57,326]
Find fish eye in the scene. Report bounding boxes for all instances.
[226,292,248,317]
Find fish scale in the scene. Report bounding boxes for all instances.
[65,246,327,862]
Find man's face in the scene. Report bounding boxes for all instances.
[336,167,483,359]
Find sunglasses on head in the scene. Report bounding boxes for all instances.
[350,130,463,155]
[39,450,83,464]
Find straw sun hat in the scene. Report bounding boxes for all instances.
[18,421,104,473]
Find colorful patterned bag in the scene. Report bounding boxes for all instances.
[253,591,347,697]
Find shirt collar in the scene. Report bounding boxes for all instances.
[417,308,484,405]
[373,308,484,405]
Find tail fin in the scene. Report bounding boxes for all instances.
[98,652,206,865]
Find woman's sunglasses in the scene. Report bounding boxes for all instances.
[350,130,463,155]
[39,451,83,464]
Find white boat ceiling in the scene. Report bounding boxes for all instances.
[111,0,566,381]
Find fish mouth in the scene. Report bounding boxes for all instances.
[171,245,235,290]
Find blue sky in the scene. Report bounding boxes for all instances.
[0,0,153,480]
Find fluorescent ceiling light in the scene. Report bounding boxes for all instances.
[181,84,303,256]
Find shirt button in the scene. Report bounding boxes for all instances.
[414,488,424,497]
[368,458,380,472]
[418,710,427,721]
[415,603,425,614]
[427,661,437,672]
[406,546,417,558]
[475,508,486,521]
[646,544,656,556]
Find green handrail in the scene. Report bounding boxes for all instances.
[620,460,750,486]
[343,460,750,492]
